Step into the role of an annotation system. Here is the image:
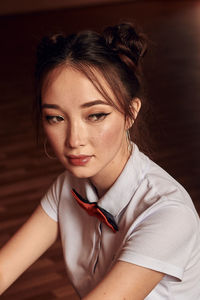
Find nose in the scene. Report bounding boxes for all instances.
[66,120,86,149]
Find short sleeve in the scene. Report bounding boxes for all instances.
[118,202,198,281]
[41,173,65,222]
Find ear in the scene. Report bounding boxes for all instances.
[126,98,141,129]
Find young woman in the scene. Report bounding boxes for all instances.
[0,23,200,299]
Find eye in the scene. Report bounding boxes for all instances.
[88,112,111,122]
[45,115,64,124]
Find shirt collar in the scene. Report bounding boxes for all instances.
[84,144,148,217]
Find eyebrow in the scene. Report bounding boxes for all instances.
[41,100,109,110]
[42,104,60,109]
[81,100,109,108]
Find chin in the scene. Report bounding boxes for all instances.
[70,171,90,179]
[65,165,96,179]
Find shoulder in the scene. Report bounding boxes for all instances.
[134,146,194,210]
[125,145,199,232]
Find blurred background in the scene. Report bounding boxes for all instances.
[0,0,200,299]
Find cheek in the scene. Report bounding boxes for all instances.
[43,125,64,150]
[92,117,125,148]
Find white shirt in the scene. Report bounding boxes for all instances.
[41,144,200,299]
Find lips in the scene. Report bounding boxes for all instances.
[67,155,92,166]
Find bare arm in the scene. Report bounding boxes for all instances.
[83,261,164,300]
[0,204,58,295]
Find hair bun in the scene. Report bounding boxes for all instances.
[103,22,147,68]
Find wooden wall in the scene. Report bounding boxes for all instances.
[0,0,130,15]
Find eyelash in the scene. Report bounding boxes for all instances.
[45,115,64,124]
[88,112,110,122]
[44,112,110,125]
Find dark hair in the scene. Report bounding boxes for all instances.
[35,22,151,154]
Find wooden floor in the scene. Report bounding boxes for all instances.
[0,0,200,299]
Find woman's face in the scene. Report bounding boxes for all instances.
[41,66,130,189]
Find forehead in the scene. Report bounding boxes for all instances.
[41,65,115,104]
